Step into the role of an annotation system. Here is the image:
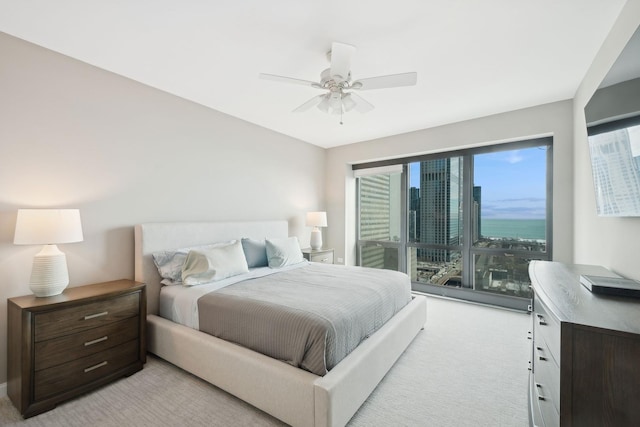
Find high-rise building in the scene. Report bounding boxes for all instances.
[419,158,463,262]
[589,128,640,215]
[473,186,482,242]
[358,173,401,270]
[409,186,420,240]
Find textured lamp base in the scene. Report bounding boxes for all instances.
[29,244,70,297]
[310,228,323,250]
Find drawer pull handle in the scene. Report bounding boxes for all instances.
[535,383,547,401]
[84,361,108,373]
[539,356,547,361]
[84,336,108,346]
[84,311,108,320]
[536,314,547,326]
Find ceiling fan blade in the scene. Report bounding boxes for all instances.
[330,42,356,83]
[351,72,417,90]
[293,94,326,112]
[349,92,375,113]
[259,73,322,88]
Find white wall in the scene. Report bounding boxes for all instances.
[573,0,640,281]
[0,33,325,385]
[325,100,575,267]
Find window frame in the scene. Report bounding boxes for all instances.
[355,137,553,311]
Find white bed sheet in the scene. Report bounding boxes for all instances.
[159,262,308,329]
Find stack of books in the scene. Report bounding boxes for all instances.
[580,274,640,298]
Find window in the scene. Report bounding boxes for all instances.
[356,138,552,310]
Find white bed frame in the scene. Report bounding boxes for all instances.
[134,221,427,427]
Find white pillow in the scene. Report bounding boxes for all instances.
[182,240,249,286]
[152,241,232,285]
[265,237,305,268]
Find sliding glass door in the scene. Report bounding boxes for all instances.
[469,146,550,301]
[356,139,552,310]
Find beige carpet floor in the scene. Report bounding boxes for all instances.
[0,296,530,426]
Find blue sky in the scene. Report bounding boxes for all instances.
[410,146,547,219]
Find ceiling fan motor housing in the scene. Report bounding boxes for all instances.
[320,68,351,87]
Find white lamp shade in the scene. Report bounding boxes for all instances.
[14,209,83,245]
[306,211,327,228]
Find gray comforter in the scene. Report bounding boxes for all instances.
[197,263,412,376]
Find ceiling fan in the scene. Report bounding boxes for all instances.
[259,42,417,119]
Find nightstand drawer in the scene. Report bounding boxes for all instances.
[34,292,140,341]
[34,339,139,401]
[35,317,140,371]
[303,248,334,264]
[309,252,334,264]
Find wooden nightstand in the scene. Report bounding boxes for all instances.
[7,279,146,418]
[302,248,334,264]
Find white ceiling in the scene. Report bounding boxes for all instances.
[0,0,628,148]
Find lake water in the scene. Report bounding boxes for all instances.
[481,219,546,240]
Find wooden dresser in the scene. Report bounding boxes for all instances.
[528,261,640,427]
[7,279,146,418]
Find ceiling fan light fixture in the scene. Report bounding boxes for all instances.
[342,93,357,112]
[329,96,342,114]
[317,95,331,113]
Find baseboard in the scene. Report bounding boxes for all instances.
[0,382,7,398]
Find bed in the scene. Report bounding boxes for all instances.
[134,221,427,427]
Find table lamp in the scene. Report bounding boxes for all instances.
[14,209,84,297]
[306,211,327,250]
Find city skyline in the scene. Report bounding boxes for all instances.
[410,146,547,219]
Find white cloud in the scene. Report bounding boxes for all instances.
[505,151,524,164]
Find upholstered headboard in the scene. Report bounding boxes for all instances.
[134,221,289,315]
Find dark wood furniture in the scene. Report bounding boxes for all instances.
[302,247,334,264]
[7,279,146,418]
[528,261,640,427]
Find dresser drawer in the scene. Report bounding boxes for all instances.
[534,297,561,365]
[533,342,560,412]
[34,339,140,401]
[34,292,140,341]
[538,392,560,427]
[34,317,140,371]
[529,378,545,427]
[531,373,559,427]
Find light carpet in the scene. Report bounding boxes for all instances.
[0,296,530,426]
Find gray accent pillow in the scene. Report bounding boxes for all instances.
[241,238,268,268]
[265,237,305,268]
[182,240,250,286]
